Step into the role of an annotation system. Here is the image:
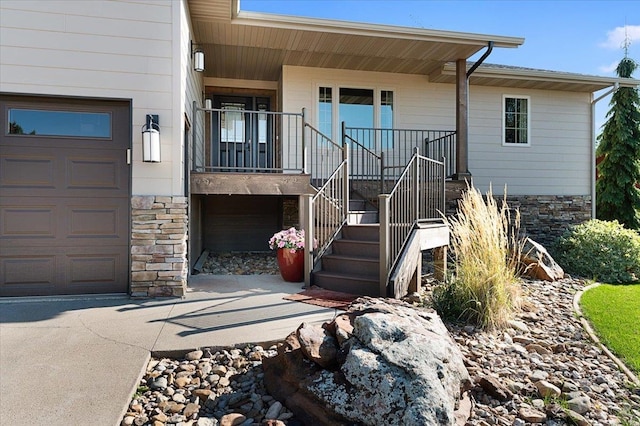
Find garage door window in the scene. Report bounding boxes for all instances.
[8,109,111,138]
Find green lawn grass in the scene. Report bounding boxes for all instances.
[580,284,640,374]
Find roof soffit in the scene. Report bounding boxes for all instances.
[188,2,524,81]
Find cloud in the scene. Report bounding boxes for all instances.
[600,25,640,50]
[599,61,619,74]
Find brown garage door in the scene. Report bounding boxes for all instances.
[0,95,131,296]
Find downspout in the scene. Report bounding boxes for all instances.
[454,41,493,179]
[467,41,494,78]
[591,83,619,219]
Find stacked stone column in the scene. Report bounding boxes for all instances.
[131,196,188,297]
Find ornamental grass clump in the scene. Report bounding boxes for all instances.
[433,184,524,330]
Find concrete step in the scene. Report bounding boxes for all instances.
[331,239,379,257]
[312,271,380,297]
[342,224,380,242]
[321,254,379,277]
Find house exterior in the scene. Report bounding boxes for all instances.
[1,0,638,297]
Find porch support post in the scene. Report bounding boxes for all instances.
[454,58,471,180]
[379,194,390,297]
[342,144,349,218]
[302,194,313,288]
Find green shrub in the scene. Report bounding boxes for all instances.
[433,184,523,330]
[554,219,640,283]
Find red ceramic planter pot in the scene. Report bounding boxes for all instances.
[277,248,304,282]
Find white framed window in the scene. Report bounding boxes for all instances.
[316,85,394,147]
[502,95,530,146]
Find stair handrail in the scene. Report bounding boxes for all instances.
[305,122,344,189]
[424,130,457,179]
[303,145,349,287]
[379,149,445,295]
[342,122,385,204]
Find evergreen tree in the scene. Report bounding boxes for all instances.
[596,57,640,229]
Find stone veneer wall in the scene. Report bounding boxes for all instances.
[445,182,591,247]
[130,196,188,297]
[282,197,299,229]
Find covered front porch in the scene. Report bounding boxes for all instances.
[185,0,524,296]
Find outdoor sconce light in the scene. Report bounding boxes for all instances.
[142,114,160,163]
[191,40,205,72]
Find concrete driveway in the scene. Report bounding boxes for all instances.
[0,275,337,426]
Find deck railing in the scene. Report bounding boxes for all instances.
[344,127,456,180]
[379,150,445,293]
[191,104,305,173]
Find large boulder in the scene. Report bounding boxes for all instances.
[263,297,471,426]
[521,238,565,281]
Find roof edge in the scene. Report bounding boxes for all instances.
[232,10,524,48]
[439,62,640,89]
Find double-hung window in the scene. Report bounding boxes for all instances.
[503,95,530,146]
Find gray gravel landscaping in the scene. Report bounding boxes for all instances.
[122,254,640,426]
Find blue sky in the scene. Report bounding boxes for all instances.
[242,0,640,131]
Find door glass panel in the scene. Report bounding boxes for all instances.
[8,108,111,138]
[257,101,268,144]
[220,103,245,143]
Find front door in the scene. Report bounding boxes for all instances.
[212,96,271,171]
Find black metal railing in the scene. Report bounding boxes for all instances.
[191,104,305,173]
[344,127,456,180]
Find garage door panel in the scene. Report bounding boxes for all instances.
[0,154,56,188]
[68,157,120,189]
[1,197,128,245]
[68,205,123,238]
[66,251,127,294]
[2,256,56,284]
[1,205,57,237]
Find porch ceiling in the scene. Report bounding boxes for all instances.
[188,1,524,81]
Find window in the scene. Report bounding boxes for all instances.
[339,88,374,128]
[318,87,332,138]
[503,96,530,145]
[380,90,394,148]
[8,108,111,138]
[317,86,394,148]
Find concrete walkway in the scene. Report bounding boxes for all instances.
[0,275,337,426]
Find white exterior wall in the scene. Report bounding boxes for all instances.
[282,65,592,196]
[0,0,200,196]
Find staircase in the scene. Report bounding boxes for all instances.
[311,197,383,296]
[303,127,448,299]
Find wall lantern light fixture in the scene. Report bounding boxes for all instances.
[191,40,205,72]
[142,114,160,163]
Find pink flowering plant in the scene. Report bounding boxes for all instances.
[268,227,315,253]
